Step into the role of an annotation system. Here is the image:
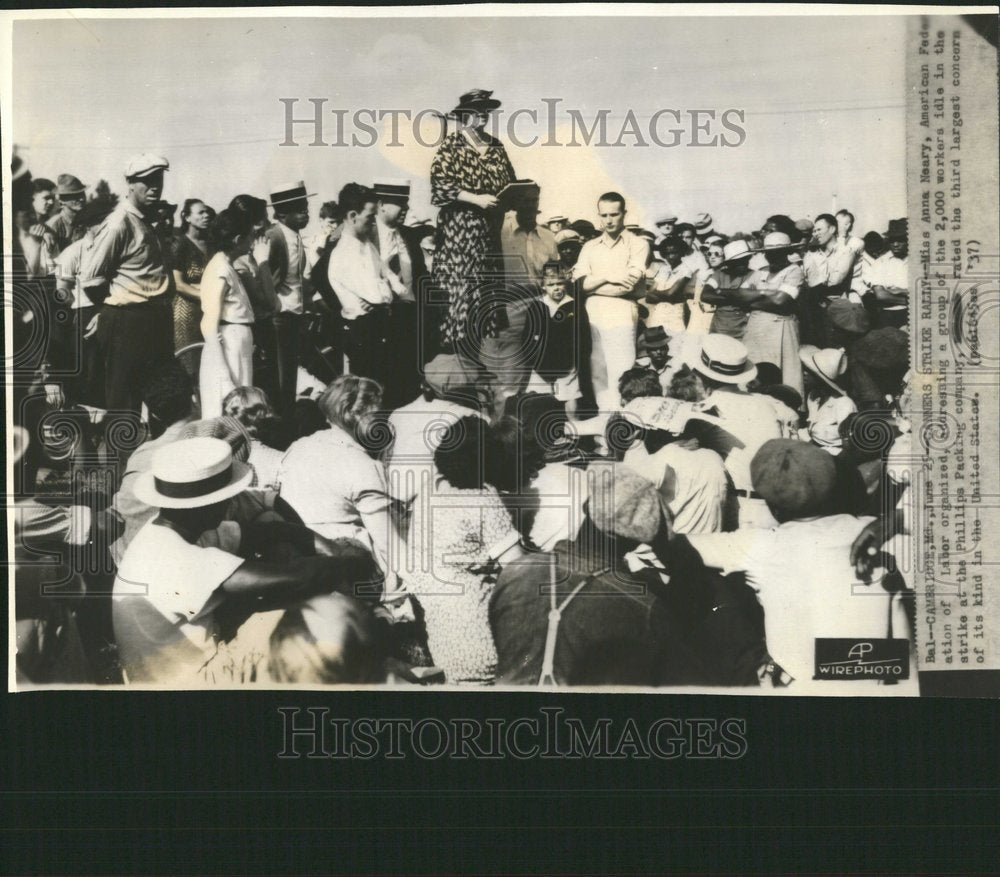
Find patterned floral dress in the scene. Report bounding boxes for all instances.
[431,130,516,348]
[405,479,520,685]
[170,232,212,351]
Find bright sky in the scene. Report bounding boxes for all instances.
[13,12,908,237]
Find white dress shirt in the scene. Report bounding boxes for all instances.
[863,252,908,292]
[688,514,918,694]
[327,231,395,320]
[573,229,649,296]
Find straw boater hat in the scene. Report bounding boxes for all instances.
[693,334,758,384]
[124,154,169,180]
[721,239,756,267]
[134,437,253,510]
[799,345,848,395]
[450,88,501,117]
[373,178,411,204]
[269,180,317,209]
[655,213,678,228]
[547,215,568,226]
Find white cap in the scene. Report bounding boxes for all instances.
[124,153,169,179]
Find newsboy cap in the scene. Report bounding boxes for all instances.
[751,439,837,519]
[124,154,169,179]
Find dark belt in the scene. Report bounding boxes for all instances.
[733,488,764,500]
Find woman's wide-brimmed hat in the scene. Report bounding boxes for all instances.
[134,437,253,510]
[450,89,502,117]
[693,334,758,385]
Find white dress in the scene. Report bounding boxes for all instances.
[199,252,255,418]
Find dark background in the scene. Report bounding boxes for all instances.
[2,687,999,875]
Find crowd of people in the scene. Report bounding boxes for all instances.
[11,88,918,691]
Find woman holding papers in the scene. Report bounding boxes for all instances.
[430,89,516,356]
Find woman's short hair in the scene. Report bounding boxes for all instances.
[434,416,497,491]
[32,178,55,194]
[208,207,252,252]
[222,386,275,433]
[319,200,343,222]
[318,375,383,440]
[667,364,704,402]
[227,194,269,226]
[619,367,663,404]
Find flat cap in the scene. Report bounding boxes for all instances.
[124,153,169,179]
[751,439,837,519]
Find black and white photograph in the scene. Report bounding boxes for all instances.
[4,6,999,698]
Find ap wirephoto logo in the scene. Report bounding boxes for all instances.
[814,639,911,680]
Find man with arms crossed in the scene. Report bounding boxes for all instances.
[573,191,649,411]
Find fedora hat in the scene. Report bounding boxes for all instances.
[373,178,411,203]
[450,88,501,116]
[269,180,317,208]
[722,239,756,265]
[134,437,253,510]
[547,215,568,225]
[761,231,798,252]
[693,212,714,236]
[56,174,87,198]
[642,326,670,350]
[799,345,848,395]
[693,334,757,384]
[655,213,678,227]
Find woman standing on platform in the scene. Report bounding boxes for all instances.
[430,89,516,358]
